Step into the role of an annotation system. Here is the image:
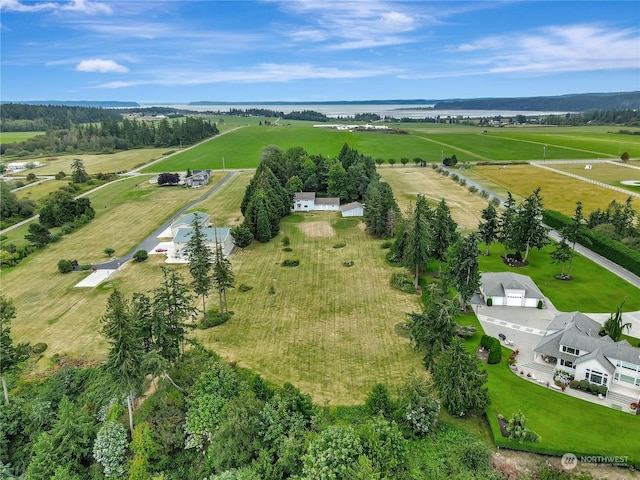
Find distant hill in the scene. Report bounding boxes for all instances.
[2,100,140,108]
[189,99,439,106]
[432,92,640,112]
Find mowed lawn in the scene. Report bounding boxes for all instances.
[194,213,423,405]
[0,131,45,143]
[469,164,635,214]
[549,160,640,192]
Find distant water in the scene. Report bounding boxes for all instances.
[141,103,570,119]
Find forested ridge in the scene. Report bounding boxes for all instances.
[0,103,123,132]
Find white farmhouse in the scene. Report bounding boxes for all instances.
[292,192,340,212]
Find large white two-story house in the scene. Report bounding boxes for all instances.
[533,312,640,401]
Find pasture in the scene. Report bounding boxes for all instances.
[549,160,640,193]
[141,122,640,173]
[0,131,45,143]
[467,164,636,215]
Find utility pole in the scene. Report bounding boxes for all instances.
[543,145,546,163]
[222,157,225,171]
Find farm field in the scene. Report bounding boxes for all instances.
[0,131,45,143]
[548,160,640,193]
[380,167,488,231]
[467,164,636,215]
[140,123,639,173]
[8,148,171,176]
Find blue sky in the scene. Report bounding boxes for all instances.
[1,0,639,103]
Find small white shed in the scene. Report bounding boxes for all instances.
[340,201,364,217]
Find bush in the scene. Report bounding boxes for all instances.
[487,297,492,306]
[282,247,293,252]
[487,344,501,364]
[282,259,299,267]
[390,272,416,294]
[342,260,354,267]
[198,311,234,329]
[579,380,590,390]
[238,284,253,292]
[133,249,148,262]
[81,264,92,270]
[57,259,74,273]
[104,247,115,257]
[282,236,290,247]
[597,385,608,396]
[231,224,254,248]
[588,383,600,394]
[523,430,541,443]
[333,242,346,249]
[31,343,48,354]
[468,185,478,194]
[570,380,580,389]
[380,241,392,249]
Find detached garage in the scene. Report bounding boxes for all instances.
[480,272,544,308]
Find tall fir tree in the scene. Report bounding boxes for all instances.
[513,187,548,262]
[406,195,433,288]
[444,233,481,311]
[478,202,499,255]
[187,214,214,317]
[212,229,235,314]
[431,198,458,277]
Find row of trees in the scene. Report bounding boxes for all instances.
[1,116,218,156]
[0,103,123,132]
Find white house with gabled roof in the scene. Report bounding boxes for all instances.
[292,192,340,212]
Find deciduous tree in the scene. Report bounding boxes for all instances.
[0,296,26,405]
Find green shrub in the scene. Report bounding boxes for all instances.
[380,241,392,249]
[333,242,346,249]
[282,247,293,252]
[468,185,478,194]
[133,249,148,262]
[537,300,543,309]
[282,259,299,267]
[197,311,234,329]
[81,264,92,270]
[57,259,74,273]
[597,385,608,396]
[31,343,48,354]
[390,272,416,294]
[282,236,290,246]
[524,430,541,443]
[238,284,253,292]
[569,380,580,389]
[487,345,501,364]
[343,260,355,267]
[579,380,590,390]
[487,297,492,306]
[588,383,599,394]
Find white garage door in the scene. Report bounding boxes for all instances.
[506,294,523,306]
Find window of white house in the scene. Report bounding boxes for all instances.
[614,372,636,385]
[618,361,640,372]
[586,369,608,385]
[561,346,579,355]
[560,359,574,368]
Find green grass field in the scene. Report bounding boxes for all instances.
[138,123,640,173]
[0,131,45,143]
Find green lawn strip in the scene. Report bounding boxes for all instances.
[0,131,45,143]
[477,244,640,312]
[458,314,640,466]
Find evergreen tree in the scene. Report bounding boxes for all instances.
[405,195,433,288]
[212,231,235,315]
[24,223,52,248]
[71,158,89,183]
[230,224,253,248]
[431,198,458,276]
[513,187,548,262]
[498,192,517,256]
[152,267,195,363]
[0,296,26,405]
[433,337,489,416]
[478,202,499,255]
[245,189,274,243]
[408,284,458,370]
[100,289,143,433]
[444,233,481,311]
[187,214,214,317]
[564,201,583,278]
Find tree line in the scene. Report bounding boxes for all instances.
[0,103,123,132]
[1,116,218,157]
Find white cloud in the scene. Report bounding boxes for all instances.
[76,58,128,73]
[450,24,640,75]
[95,62,400,88]
[1,0,111,14]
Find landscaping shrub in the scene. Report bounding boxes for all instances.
[523,431,541,443]
[332,242,346,249]
[537,300,543,309]
[579,380,590,390]
[282,236,290,247]
[81,264,92,270]
[487,298,492,306]
[57,259,74,273]
[569,380,580,389]
[197,311,234,329]
[468,185,478,194]
[487,345,501,364]
[238,284,253,292]
[282,259,299,267]
[597,385,608,396]
[588,383,600,395]
[282,247,293,252]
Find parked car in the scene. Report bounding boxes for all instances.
[498,333,507,341]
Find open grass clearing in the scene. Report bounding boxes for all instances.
[477,244,640,313]
[470,164,635,215]
[194,211,423,405]
[0,131,45,143]
[380,167,489,232]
